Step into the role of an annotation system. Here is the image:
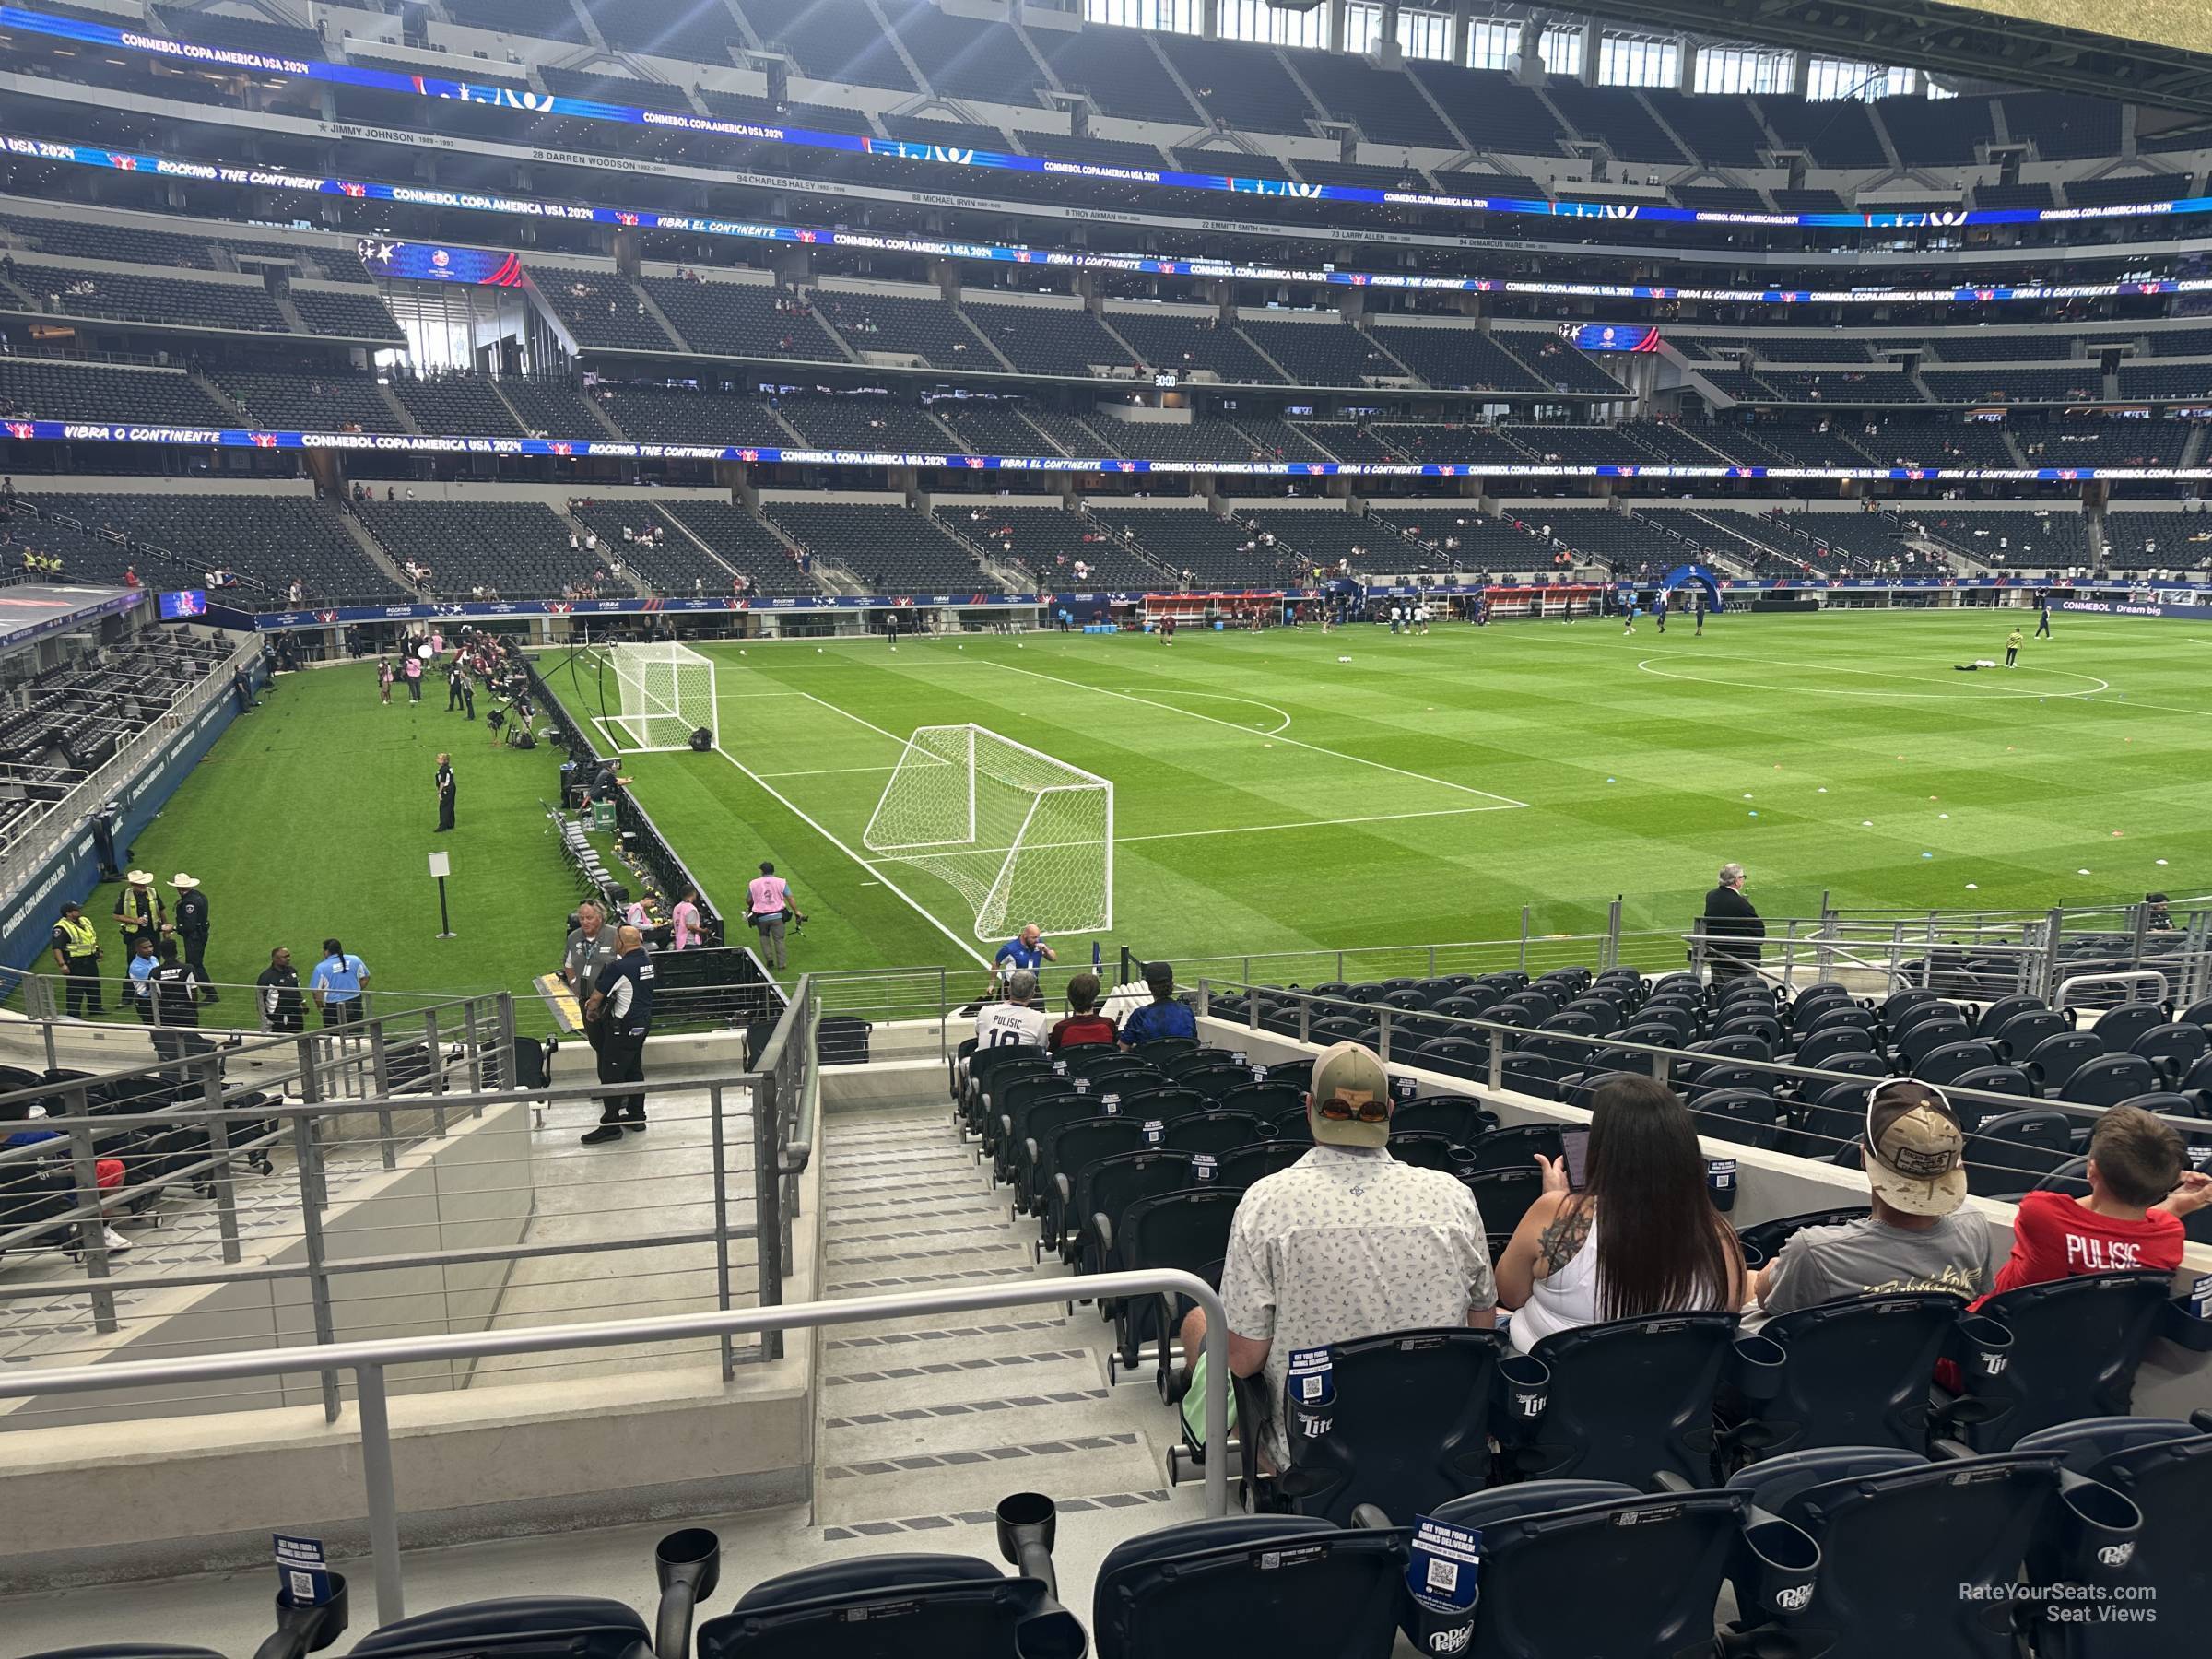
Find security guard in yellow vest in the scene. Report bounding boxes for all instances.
[51,901,102,1018]
[113,868,164,955]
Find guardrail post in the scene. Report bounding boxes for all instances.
[1427,944,1437,978]
[754,1073,782,1362]
[1605,899,1621,971]
[1377,1008,1392,1065]
[355,1361,406,1626]
[291,1113,342,1422]
[1487,1029,1505,1093]
[1519,906,1530,972]
[2040,908,2065,1004]
[199,1054,243,1265]
[423,1007,448,1136]
[494,993,516,1094]
[710,1082,735,1381]
[1297,994,1310,1044]
[65,1108,118,1335]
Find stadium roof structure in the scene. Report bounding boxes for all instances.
[1583,0,2212,117]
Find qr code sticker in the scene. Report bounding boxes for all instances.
[1426,1559,1460,1594]
[1300,1375,1322,1400]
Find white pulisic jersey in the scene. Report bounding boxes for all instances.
[974,1000,1053,1052]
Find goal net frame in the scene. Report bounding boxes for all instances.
[863,724,1114,941]
[602,642,717,754]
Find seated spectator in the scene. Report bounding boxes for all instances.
[1495,1076,1747,1352]
[1046,971,1117,1051]
[1985,1105,2212,1298]
[1119,959,1196,1048]
[964,969,1050,1091]
[1177,1040,1493,1462]
[1750,1080,1992,1317]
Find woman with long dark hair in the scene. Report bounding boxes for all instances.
[1495,1075,1746,1351]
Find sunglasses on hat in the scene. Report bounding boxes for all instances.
[1316,1094,1391,1124]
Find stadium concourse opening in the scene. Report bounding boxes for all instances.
[11,0,2212,1644]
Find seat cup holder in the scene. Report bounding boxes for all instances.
[1952,1314,2017,1399]
[1738,1514,1821,1618]
[2057,1474,2144,1581]
[1497,1353,1549,1424]
[1730,1335,1787,1404]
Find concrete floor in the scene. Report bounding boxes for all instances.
[0,1085,1229,1653]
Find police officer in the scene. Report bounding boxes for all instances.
[147,936,203,1080]
[113,868,163,956]
[257,946,303,1034]
[580,924,654,1147]
[435,752,456,832]
[50,900,101,1018]
[171,874,214,1001]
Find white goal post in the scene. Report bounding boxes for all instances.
[603,642,717,754]
[863,724,1114,941]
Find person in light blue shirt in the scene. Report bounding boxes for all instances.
[125,935,159,1026]
[310,937,371,1027]
[1119,960,1197,1049]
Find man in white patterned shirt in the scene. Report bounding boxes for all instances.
[1178,1040,1496,1464]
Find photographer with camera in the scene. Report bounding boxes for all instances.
[746,862,806,974]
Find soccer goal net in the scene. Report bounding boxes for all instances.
[863,724,1113,940]
[604,642,717,753]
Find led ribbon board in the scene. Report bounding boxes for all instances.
[2,415,2207,482]
[4,6,2207,231]
[4,132,2206,311]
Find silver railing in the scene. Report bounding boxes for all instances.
[1191,978,2206,1166]
[0,633,261,898]
[0,1272,1233,1626]
[0,982,818,1416]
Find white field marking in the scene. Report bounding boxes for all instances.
[2080,694,2212,719]
[797,691,912,747]
[753,764,901,779]
[974,658,1530,809]
[1635,658,2111,700]
[1093,687,1295,736]
[707,740,992,969]
[879,805,1509,858]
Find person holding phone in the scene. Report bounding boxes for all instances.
[1494,1075,1747,1354]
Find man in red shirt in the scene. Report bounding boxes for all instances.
[1047,971,1118,1052]
[1987,1105,2212,1298]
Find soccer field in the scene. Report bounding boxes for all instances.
[550,608,2212,980]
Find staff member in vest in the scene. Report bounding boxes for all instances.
[311,938,371,1026]
[747,863,806,973]
[434,752,456,832]
[257,946,304,1035]
[113,868,163,957]
[51,901,102,1018]
[580,924,654,1146]
[171,874,215,1001]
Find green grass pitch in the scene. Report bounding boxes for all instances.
[548,608,2212,982]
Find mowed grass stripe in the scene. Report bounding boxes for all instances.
[546,615,2212,972]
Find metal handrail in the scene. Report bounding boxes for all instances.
[1194,978,2207,1146]
[0,1270,1232,1627]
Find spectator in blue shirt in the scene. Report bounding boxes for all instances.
[994,924,1055,975]
[125,935,159,1026]
[1120,960,1196,1048]
[310,937,371,1027]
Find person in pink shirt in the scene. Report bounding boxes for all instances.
[746,862,806,971]
[403,652,423,703]
[670,888,702,951]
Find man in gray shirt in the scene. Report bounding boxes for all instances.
[562,901,621,1051]
[1751,1079,1993,1318]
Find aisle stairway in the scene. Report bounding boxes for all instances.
[811,1100,1201,1543]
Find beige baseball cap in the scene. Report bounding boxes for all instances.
[1865,1082,1969,1217]
[1307,1040,1394,1148]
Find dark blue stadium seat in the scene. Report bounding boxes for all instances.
[1091,1517,1405,1659]
[697,1556,1082,1659]
[1943,1271,2173,1450]
[1507,1312,1740,1488]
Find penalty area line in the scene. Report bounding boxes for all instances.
[977,659,1530,809]
[709,741,993,970]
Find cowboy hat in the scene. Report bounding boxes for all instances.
[170,874,200,890]
[125,870,153,885]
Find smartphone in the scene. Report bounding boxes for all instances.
[1561,1127,1591,1193]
